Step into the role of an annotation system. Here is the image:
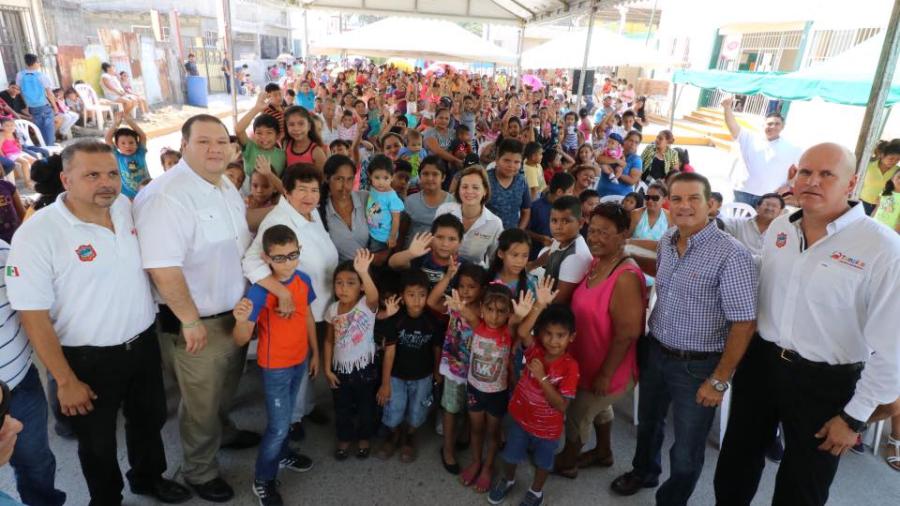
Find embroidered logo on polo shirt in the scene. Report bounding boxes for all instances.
[75,244,97,262]
[830,251,865,270]
[775,232,787,248]
[5,265,19,277]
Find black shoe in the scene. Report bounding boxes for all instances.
[280,452,314,472]
[54,421,76,440]
[440,446,460,475]
[610,471,658,496]
[305,406,330,425]
[766,436,785,464]
[186,477,234,503]
[252,479,283,506]
[288,421,306,442]
[221,430,261,450]
[130,478,192,504]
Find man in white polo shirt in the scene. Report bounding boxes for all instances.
[714,143,900,505]
[5,141,190,505]
[722,96,801,207]
[0,239,66,506]
[723,192,785,258]
[134,114,294,502]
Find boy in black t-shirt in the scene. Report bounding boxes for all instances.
[388,213,465,289]
[376,270,442,464]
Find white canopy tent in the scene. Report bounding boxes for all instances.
[309,16,518,64]
[520,28,667,69]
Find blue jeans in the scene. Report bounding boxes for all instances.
[8,365,67,506]
[632,339,719,506]
[382,376,432,429]
[0,156,14,175]
[22,145,49,159]
[28,105,55,147]
[733,190,760,208]
[255,361,306,481]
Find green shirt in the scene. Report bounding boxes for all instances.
[242,140,286,177]
[873,192,900,230]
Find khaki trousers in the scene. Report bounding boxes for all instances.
[159,313,247,483]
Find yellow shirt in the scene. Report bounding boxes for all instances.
[860,160,899,204]
[524,163,546,193]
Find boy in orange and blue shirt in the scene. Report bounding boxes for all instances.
[234,224,319,506]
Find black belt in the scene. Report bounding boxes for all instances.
[201,311,232,320]
[63,325,154,353]
[650,336,721,361]
[759,336,864,372]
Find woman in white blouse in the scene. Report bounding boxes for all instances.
[434,165,503,266]
[243,163,338,324]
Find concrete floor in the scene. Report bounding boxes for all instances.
[1,362,898,506]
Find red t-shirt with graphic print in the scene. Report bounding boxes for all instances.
[507,344,579,440]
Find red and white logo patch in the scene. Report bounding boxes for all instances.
[775,232,787,249]
[75,244,97,262]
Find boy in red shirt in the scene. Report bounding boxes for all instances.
[233,225,319,506]
[489,277,579,506]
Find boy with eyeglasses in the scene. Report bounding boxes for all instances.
[233,224,317,506]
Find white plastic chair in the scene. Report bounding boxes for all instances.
[14,119,62,155]
[635,180,649,195]
[721,202,757,219]
[600,194,625,204]
[74,83,115,130]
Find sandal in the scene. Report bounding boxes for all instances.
[459,461,481,487]
[334,447,350,461]
[356,446,370,460]
[577,449,614,468]
[473,467,492,493]
[886,435,900,472]
[376,439,396,461]
[553,466,579,479]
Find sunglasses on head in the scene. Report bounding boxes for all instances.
[646,195,662,202]
[269,250,300,263]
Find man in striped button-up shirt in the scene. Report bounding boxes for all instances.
[611,173,758,506]
[0,239,65,505]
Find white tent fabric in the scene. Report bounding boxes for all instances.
[521,28,667,69]
[301,0,570,25]
[309,17,518,64]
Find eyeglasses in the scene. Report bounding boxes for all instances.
[269,250,300,263]
[646,195,662,202]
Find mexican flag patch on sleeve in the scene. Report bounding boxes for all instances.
[5,265,20,277]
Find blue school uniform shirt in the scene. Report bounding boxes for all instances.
[527,194,553,259]
[366,189,405,242]
[114,144,149,199]
[487,170,532,230]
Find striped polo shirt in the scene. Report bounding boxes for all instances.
[0,240,31,389]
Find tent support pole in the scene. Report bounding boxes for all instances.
[669,83,679,130]
[515,22,524,92]
[575,3,596,110]
[220,0,237,127]
[853,0,900,192]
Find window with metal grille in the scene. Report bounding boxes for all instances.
[804,27,881,67]
[0,8,29,82]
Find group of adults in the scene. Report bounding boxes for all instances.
[0,59,898,506]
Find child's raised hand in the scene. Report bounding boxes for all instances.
[512,290,535,320]
[383,294,401,318]
[445,255,460,279]
[527,358,546,380]
[408,232,433,258]
[255,91,268,109]
[444,288,464,312]
[255,155,272,176]
[233,297,253,322]
[535,276,559,307]
[353,248,374,274]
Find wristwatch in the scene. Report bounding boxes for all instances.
[839,410,866,433]
[708,377,730,393]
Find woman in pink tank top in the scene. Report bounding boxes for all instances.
[555,202,647,478]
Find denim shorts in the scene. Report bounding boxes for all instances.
[466,384,507,418]
[368,237,388,252]
[501,419,558,471]
[382,376,432,429]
